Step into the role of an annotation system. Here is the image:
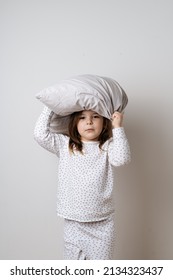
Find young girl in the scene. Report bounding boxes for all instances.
[34,106,131,260]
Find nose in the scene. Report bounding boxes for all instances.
[86,117,93,125]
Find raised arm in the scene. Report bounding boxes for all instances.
[34,106,66,155]
[108,127,131,166]
[108,111,131,166]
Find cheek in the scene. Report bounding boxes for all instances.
[97,120,104,131]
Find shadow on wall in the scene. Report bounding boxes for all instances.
[113,120,146,260]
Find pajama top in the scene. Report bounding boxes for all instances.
[34,106,131,222]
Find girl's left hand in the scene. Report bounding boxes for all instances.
[111,111,124,128]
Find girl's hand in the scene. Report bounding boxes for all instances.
[111,111,124,128]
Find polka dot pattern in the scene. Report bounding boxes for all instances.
[63,213,115,260]
[34,106,131,222]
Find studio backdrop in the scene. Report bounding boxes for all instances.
[1,0,173,259]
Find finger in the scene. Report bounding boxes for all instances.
[112,112,123,118]
[113,111,122,114]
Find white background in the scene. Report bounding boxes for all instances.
[0,0,173,260]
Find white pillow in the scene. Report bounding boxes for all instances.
[36,74,128,134]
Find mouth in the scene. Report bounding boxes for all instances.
[85,129,94,132]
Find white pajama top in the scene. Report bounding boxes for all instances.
[34,106,131,222]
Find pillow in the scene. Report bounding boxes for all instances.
[36,74,128,134]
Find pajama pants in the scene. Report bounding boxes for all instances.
[63,214,115,260]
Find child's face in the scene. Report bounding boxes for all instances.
[77,110,104,142]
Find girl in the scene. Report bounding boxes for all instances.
[34,106,131,260]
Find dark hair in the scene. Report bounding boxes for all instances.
[68,111,112,154]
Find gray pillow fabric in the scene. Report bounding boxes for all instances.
[36,74,128,134]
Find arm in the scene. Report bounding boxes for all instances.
[34,106,66,155]
[108,127,131,166]
[108,112,131,166]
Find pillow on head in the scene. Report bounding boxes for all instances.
[36,74,128,134]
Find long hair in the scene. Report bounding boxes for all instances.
[68,111,112,154]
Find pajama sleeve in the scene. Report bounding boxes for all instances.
[34,106,66,155]
[108,127,131,166]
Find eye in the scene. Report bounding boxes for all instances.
[93,115,100,118]
[79,116,85,120]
